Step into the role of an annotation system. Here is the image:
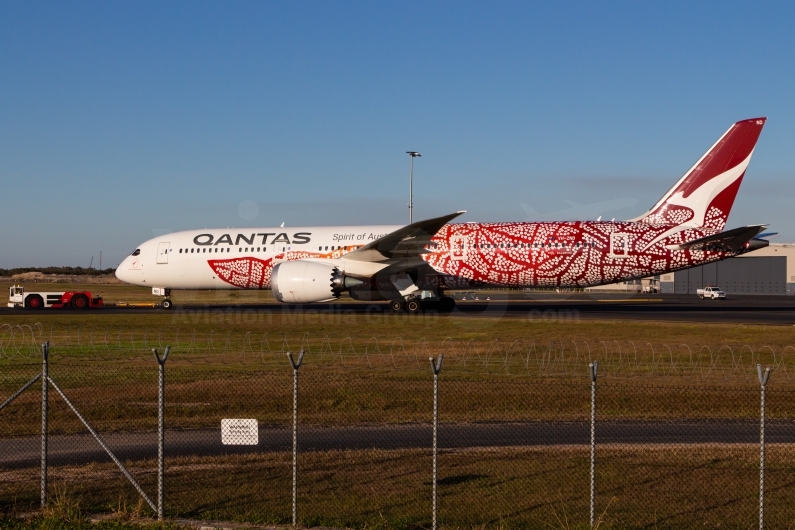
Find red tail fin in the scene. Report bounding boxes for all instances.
[632,118,766,230]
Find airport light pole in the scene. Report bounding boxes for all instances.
[407,152,421,224]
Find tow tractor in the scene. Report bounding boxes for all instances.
[8,285,104,309]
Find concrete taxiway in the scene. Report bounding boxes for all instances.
[2,294,793,325]
[3,420,793,469]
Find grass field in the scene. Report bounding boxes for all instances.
[2,368,794,437]
[4,446,795,529]
[2,283,795,528]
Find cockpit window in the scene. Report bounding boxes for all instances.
[131,249,141,256]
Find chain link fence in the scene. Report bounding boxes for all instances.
[2,326,795,527]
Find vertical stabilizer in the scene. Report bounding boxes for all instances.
[632,118,766,230]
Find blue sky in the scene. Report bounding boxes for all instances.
[1,1,794,268]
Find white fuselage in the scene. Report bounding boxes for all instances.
[116,225,402,289]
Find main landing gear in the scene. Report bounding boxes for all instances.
[390,294,455,314]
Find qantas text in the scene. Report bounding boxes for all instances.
[193,233,311,246]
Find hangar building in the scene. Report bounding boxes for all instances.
[587,243,795,295]
[659,243,795,295]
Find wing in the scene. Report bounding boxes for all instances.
[673,224,767,252]
[345,211,466,262]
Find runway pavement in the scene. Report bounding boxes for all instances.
[2,294,794,325]
[3,420,795,469]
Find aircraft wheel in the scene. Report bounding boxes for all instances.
[406,299,421,314]
[439,296,456,312]
[26,295,44,309]
[71,294,89,309]
[390,299,405,313]
[162,299,173,310]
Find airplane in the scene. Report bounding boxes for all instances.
[116,117,769,312]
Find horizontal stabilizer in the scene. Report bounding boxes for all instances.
[346,211,466,262]
[673,225,767,252]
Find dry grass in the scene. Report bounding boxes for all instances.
[2,368,793,435]
[2,298,795,528]
[3,446,795,529]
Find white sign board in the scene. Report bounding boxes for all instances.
[221,419,258,445]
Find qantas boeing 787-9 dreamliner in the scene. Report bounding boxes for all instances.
[116,118,770,312]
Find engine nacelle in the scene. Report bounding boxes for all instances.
[271,260,363,303]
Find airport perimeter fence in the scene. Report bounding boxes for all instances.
[2,328,795,528]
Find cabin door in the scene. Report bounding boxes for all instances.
[157,242,170,264]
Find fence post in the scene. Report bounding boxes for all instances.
[429,354,443,530]
[41,341,49,508]
[153,346,170,521]
[589,361,598,529]
[287,349,304,528]
[757,363,770,530]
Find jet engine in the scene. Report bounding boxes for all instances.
[271,260,363,303]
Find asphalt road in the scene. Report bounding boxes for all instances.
[3,421,795,469]
[2,294,794,325]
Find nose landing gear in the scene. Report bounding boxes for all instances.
[153,287,173,310]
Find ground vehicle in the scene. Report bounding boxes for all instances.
[697,286,726,300]
[8,285,104,309]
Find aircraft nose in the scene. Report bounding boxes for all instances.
[115,260,126,282]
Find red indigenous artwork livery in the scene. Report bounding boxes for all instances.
[116,118,770,303]
[206,118,766,289]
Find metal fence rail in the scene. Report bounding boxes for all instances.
[1,339,795,528]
